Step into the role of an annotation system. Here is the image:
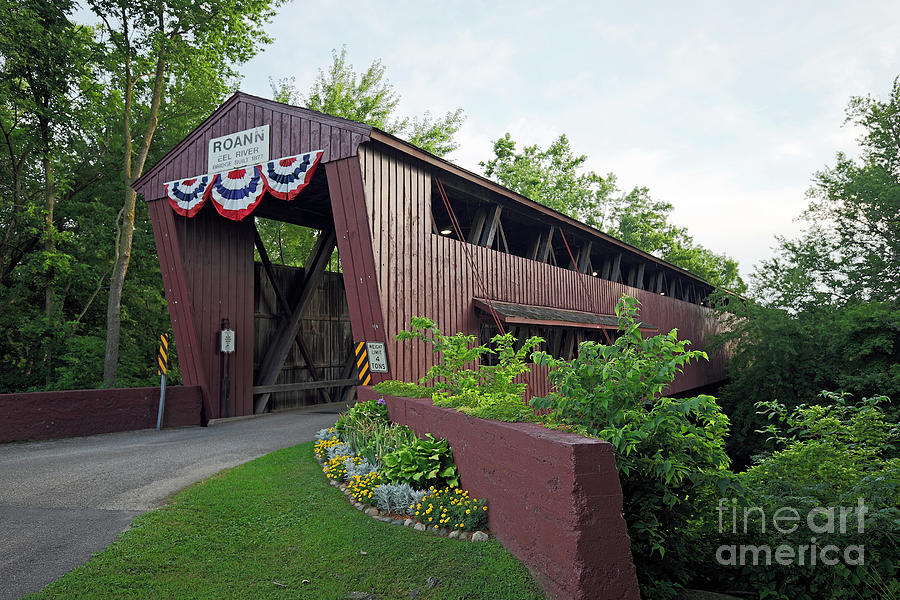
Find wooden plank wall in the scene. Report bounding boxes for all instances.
[326,159,390,384]
[356,143,727,397]
[254,264,353,409]
[135,94,369,203]
[147,198,211,418]
[176,205,255,418]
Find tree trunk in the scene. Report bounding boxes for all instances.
[102,187,136,384]
[42,140,55,317]
[101,36,166,386]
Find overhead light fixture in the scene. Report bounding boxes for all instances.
[439,228,453,235]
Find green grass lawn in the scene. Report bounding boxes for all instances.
[29,442,546,600]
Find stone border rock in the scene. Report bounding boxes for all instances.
[316,456,489,543]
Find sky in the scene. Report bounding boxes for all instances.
[233,1,899,280]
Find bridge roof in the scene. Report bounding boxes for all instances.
[133,91,713,291]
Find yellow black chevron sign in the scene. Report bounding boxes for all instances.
[355,341,371,386]
[157,333,170,376]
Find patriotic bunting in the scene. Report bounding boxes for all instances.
[263,152,322,201]
[210,166,265,221]
[164,175,212,217]
[162,150,323,221]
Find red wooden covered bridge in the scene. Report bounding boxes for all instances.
[133,92,726,422]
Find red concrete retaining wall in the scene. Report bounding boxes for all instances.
[358,387,640,600]
[0,386,203,443]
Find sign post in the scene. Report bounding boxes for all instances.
[156,333,169,430]
[220,318,235,418]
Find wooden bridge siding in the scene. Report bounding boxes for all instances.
[134,94,369,204]
[177,206,255,419]
[357,144,726,396]
[253,265,353,409]
[146,198,211,417]
[326,158,391,384]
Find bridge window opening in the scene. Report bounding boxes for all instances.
[430,178,713,306]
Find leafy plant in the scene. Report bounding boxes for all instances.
[395,317,543,422]
[710,393,900,599]
[344,457,378,479]
[325,442,352,462]
[531,294,733,597]
[372,380,432,398]
[413,487,488,531]
[381,433,460,488]
[373,482,424,516]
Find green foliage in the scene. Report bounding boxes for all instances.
[753,77,900,307]
[712,76,900,469]
[396,316,543,422]
[531,294,733,596]
[372,482,424,516]
[481,133,616,229]
[480,133,746,292]
[381,434,460,489]
[712,296,900,466]
[612,186,746,293]
[372,379,432,398]
[710,394,900,599]
[414,487,488,532]
[271,46,465,158]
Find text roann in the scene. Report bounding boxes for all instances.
[212,130,266,153]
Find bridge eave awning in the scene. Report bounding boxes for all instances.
[473,298,658,332]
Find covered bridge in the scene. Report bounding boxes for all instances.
[133,92,726,422]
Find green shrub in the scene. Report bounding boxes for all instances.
[531,294,733,598]
[372,380,432,398]
[709,393,900,599]
[394,317,542,422]
[382,433,460,488]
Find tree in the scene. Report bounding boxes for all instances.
[271,46,465,158]
[0,0,90,313]
[90,0,283,385]
[481,133,747,292]
[481,133,616,229]
[264,47,466,272]
[712,78,900,465]
[0,0,96,384]
[753,78,900,308]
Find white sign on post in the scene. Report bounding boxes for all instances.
[365,342,388,373]
[220,328,235,354]
[208,125,270,173]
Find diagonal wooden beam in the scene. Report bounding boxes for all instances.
[574,241,593,273]
[634,263,645,289]
[467,208,487,244]
[610,253,622,283]
[537,226,556,263]
[254,226,337,413]
[479,205,503,248]
[497,219,510,254]
[252,222,332,404]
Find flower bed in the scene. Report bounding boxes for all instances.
[313,398,490,541]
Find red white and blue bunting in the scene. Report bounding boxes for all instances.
[164,175,212,218]
[163,150,323,221]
